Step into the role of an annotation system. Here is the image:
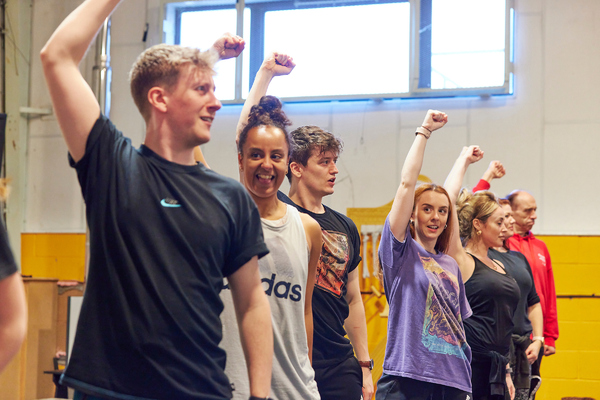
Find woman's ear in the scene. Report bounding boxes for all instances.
[238,152,243,171]
[472,218,483,232]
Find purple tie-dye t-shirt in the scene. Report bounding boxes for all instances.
[379,218,472,392]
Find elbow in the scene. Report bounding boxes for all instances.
[40,41,64,69]
[40,44,57,70]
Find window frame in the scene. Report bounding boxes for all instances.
[161,0,515,104]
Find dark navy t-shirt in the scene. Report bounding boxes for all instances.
[62,115,268,400]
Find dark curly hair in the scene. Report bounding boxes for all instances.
[237,95,293,154]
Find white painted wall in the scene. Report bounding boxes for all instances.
[25,0,600,234]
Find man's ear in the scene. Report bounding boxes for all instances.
[148,86,168,114]
[289,161,303,178]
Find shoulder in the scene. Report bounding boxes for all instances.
[201,171,257,215]
[299,212,321,233]
[323,205,358,232]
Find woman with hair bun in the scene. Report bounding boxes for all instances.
[376,110,474,399]
[445,155,520,399]
[220,93,322,400]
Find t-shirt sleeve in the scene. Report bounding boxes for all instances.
[518,252,540,307]
[347,219,362,273]
[0,221,17,281]
[68,114,132,206]
[223,189,269,277]
[378,216,410,271]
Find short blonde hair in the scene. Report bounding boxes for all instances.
[129,44,218,121]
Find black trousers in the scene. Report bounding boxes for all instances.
[376,374,471,400]
[314,356,363,400]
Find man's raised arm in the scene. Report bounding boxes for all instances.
[40,0,121,162]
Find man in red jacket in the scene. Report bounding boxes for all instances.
[506,190,558,395]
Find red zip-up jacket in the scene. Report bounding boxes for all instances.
[507,232,559,347]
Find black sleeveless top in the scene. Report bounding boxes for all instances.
[464,254,521,356]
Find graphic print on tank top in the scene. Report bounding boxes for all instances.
[260,236,303,302]
[420,254,469,360]
[315,230,350,297]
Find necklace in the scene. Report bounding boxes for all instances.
[466,251,500,272]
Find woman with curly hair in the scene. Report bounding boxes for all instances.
[220,94,322,400]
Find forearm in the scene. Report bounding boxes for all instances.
[236,67,276,136]
[388,135,427,234]
[304,306,314,363]
[41,0,121,65]
[0,274,27,372]
[237,293,273,397]
[344,298,370,361]
[443,156,469,203]
[528,303,543,338]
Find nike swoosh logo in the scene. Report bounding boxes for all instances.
[161,199,181,208]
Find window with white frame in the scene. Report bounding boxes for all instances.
[163,0,513,103]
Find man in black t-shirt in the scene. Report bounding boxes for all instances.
[40,1,273,399]
[279,126,374,400]
[0,219,26,373]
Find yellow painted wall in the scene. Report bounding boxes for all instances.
[535,235,600,400]
[21,233,86,281]
[348,199,600,399]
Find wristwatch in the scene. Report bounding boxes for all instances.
[532,336,544,345]
[359,359,374,370]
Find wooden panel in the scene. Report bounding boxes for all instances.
[0,278,58,400]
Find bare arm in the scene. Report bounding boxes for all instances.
[40,0,122,162]
[472,161,505,193]
[344,268,373,400]
[228,256,273,398]
[481,160,505,184]
[444,146,484,281]
[526,302,543,363]
[300,213,321,363]
[0,273,27,372]
[235,53,295,142]
[506,363,515,400]
[388,110,448,241]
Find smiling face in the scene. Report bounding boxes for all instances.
[165,65,221,147]
[239,125,289,201]
[476,206,507,248]
[412,190,450,248]
[296,149,339,198]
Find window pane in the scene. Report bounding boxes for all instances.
[263,3,410,98]
[430,0,506,89]
[180,9,238,100]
